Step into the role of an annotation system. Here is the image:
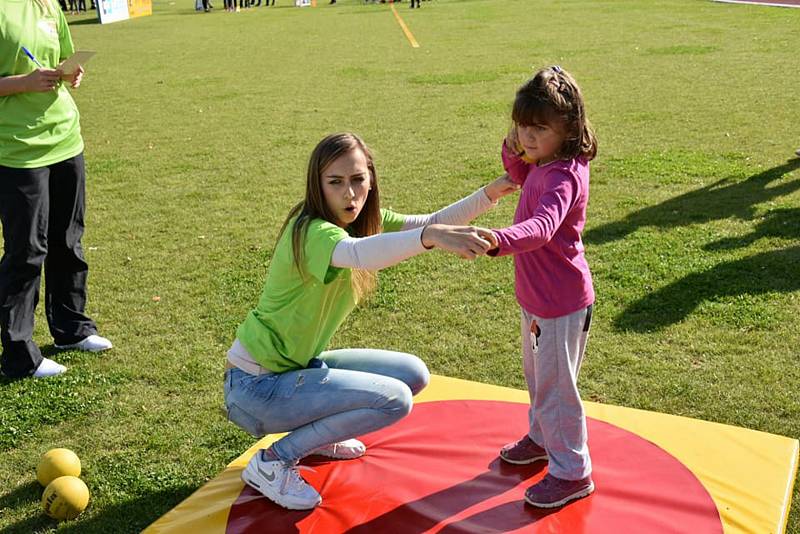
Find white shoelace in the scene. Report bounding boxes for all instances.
[279,464,316,495]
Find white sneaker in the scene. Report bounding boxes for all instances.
[55,334,112,352]
[241,450,321,510]
[309,439,366,459]
[33,357,67,378]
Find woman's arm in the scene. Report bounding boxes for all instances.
[0,69,62,97]
[331,224,496,270]
[401,174,519,230]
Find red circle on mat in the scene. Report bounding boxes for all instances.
[226,400,723,533]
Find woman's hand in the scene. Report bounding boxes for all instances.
[421,224,498,260]
[60,65,84,89]
[484,173,520,202]
[23,68,62,92]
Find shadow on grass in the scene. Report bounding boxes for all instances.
[0,344,94,384]
[616,243,800,332]
[0,480,58,534]
[1,485,197,534]
[585,158,800,245]
[704,207,800,252]
[67,17,100,26]
[593,159,800,332]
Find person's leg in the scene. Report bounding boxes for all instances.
[530,306,592,481]
[225,365,414,462]
[318,347,429,395]
[499,309,548,464]
[44,154,98,347]
[521,309,546,445]
[0,166,49,378]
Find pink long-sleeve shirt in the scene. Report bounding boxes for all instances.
[491,144,595,318]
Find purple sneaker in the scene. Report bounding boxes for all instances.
[524,473,594,508]
[499,435,548,465]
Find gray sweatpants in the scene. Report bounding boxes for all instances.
[521,305,593,481]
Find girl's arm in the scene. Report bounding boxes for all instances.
[400,174,519,230]
[489,170,578,257]
[331,224,496,270]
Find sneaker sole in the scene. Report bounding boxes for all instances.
[241,464,321,510]
[524,482,595,508]
[309,448,366,460]
[54,344,112,352]
[499,452,548,465]
[309,440,367,460]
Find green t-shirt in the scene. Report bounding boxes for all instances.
[0,0,83,168]
[237,208,406,372]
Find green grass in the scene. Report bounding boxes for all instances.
[1,0,799,531]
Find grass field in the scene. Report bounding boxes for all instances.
[1,0,799,531]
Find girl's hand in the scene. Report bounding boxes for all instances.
[484,173,520,202]
[60,65,84,88]
[421,224,497,260]
[476,227,499,251]
[504,124,523,155]
[24,68,62,92]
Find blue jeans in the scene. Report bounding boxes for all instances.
[223,348,430,463]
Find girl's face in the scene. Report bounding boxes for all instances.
[517,120,567,165]
[321,148,372,228]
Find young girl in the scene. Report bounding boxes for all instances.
[488,66,598,508]
[225,132,518,510]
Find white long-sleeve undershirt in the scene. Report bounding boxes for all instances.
[400,187,495,230]
[330,187,496,271]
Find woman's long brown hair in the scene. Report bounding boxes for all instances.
[278,132,381,300]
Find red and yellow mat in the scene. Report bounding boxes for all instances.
[144,375,798,533]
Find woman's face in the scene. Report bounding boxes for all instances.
[320,148,372,228]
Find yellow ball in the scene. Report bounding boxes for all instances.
[37,448,81,487]
[41,476,90,520]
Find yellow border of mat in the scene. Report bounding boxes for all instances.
[145,375,799,533]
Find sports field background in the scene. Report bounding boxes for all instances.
[0,0,798,531]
